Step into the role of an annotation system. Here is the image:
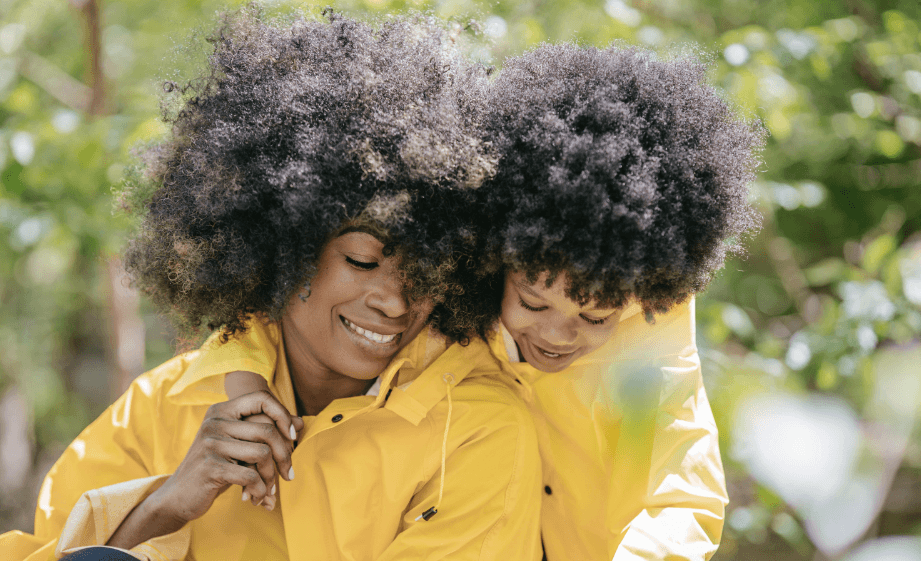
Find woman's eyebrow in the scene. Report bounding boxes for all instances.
[336,225,387,242]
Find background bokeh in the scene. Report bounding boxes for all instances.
[1,0,920,559]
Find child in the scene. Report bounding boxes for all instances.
[468,43,763,560]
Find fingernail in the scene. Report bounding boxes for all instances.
[289,425,297,440]
[264,499,275,511]
[288,466,295,480]
[241,491,249,502]
[270,484,276,496]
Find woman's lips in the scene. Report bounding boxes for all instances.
[342,317,399,343]
[339,316,407,359]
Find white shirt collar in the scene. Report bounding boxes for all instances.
[499,321,522,363]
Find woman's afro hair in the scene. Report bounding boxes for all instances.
[120,6,496,339]
[458,43,765,332]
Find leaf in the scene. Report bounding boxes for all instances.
[804,258,847,286]
[862,235,896,275]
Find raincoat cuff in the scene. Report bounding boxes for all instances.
[55,475,191,561]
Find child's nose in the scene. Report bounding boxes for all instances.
[540,318,579,346]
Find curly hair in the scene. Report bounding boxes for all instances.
[120,7,496,340]
[436,44,765,339]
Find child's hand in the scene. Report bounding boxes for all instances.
[224,370,304,509]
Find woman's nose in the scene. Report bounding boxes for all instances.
[365,270,410,318]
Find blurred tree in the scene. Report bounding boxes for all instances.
[1,1,919,558]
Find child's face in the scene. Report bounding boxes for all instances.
[500,271,623,372]
[282,231,432,381]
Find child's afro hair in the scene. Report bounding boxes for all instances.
[456,43,765,333]
[120,6,496,339]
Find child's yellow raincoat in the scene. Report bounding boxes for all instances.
[492,299,727,561]
[0,324,542,561]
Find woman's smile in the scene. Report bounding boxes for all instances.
[341,317,399,344]
[340,316,402,353]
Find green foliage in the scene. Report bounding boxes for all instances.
[1,0,919,555]
[0,0,236,447]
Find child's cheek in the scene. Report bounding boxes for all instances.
[582,324,617,356]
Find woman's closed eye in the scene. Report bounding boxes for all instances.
[346,256,379,270]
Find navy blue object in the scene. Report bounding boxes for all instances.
[60,547,140,560]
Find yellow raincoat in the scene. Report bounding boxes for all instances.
[492,299,728,561]
[0,323,542,561]
[129,298,727,560]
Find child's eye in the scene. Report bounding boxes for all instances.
[519,298,548,312]
[580,314,607,326]
[346,256,378,270]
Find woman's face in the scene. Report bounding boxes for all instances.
[500,271,623,372]
[282,231,432,381]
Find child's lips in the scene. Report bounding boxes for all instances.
[530,340,577,360]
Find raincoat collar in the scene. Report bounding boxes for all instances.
[382,336,497,425]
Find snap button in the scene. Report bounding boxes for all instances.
[331,414,343,422]
[544,485,552,495]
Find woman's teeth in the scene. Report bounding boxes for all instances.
[540,350,561,358]
[343,318,397,343]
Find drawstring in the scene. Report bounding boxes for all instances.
[416,372,454,522]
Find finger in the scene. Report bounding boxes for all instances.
[211,437,277,497]
[257,410,299,443]
[219,391,301,444]
[241,413,276,426]
[234,459,277,511]
[240,412,297,445]
[242,469,276,511]
[261,489,277,511]
[211,460,266,501]
[213,419,294,481]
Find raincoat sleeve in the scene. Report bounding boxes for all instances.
[54,476,190,561]
[0,355,197,561]
[378,378,543,561]
[612,299,728,561]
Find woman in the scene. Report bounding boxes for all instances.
[0,10,542,561]
[227,43,763,560]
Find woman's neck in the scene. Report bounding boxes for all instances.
[281,323,376,417]
[288,362,375,416]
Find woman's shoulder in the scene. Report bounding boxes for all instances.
[385,335,531,424]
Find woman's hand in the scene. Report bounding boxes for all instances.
[107,391,304,550]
